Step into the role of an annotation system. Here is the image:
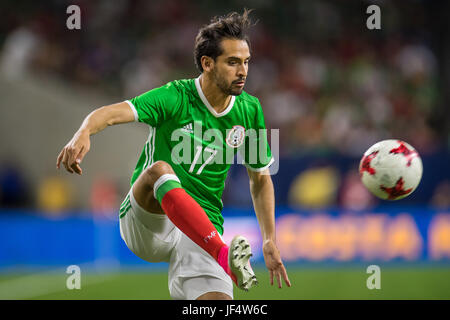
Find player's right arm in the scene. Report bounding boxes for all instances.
[56,101,135,175]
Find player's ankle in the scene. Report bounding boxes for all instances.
[217,245,229,266]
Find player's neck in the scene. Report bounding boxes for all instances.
[199,74,231,114]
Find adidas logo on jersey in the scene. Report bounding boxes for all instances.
[181,123,194,134]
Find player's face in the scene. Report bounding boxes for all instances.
[212,39,250,96]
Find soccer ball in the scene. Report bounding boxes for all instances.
[359,139,423,200]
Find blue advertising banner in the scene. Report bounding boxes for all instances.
[222,208,450,263]
[0,208,449,269]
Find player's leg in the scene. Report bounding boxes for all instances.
[132,161,226,262]
[132,160,256,290]
[132,162,232,273]
[119,189,179,263]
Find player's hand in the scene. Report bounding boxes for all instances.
[56,130,90,175]
[262,239,291,289]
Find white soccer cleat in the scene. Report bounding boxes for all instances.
[229,235,258,291]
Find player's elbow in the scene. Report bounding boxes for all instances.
[99,102,135,126]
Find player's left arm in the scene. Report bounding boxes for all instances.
[247,168,291,288]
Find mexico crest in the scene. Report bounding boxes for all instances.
[226,125,245,148]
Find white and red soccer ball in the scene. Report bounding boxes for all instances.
[359,140,423,200]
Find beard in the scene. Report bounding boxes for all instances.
[212,69,244,96]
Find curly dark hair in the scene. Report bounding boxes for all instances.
[194,9,256,73]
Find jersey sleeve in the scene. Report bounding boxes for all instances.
[241,100,274,172]
[125,81,182,126]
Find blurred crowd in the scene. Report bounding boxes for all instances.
[0,0,448,212]
[1,0,444,155]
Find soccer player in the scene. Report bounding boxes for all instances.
[56,9,291,300]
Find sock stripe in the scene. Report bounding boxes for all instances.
[153,174,181,200]
[156,180,183,203]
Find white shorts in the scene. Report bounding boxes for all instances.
[119,188,233,300]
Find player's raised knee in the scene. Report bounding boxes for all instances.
[143,161,175,183]
[149,160,174,174]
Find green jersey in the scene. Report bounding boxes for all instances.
[120,77,273,235]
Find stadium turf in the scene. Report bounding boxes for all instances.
[1,267,449,300]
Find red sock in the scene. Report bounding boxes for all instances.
[218,245,237,284]
[161,188,226,259]
[155,175,234,281]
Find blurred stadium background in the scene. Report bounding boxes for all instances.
[0,0,449,299]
